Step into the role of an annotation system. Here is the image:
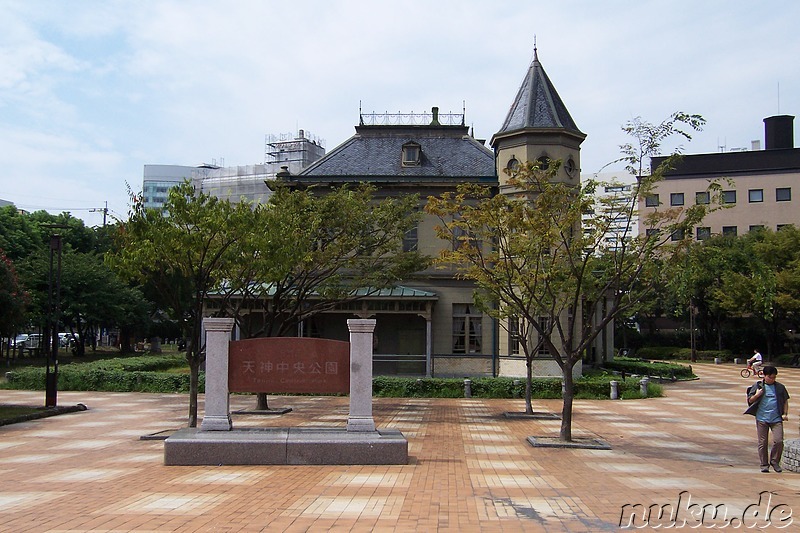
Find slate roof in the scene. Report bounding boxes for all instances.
[652,148,800,178]
[299,125,496,181]
[496,50,584,137]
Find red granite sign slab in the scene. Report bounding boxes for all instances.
[228,337,350,394]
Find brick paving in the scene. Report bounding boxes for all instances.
[0,364,798,532]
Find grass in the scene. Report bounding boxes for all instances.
[0,405,42,419]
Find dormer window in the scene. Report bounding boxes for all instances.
[402,142,421,166]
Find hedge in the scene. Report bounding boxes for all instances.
[3,354,666,398]
[603,356,694,380]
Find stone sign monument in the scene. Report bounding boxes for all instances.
[164,318,407,465]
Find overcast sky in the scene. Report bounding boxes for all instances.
[2,0,798,227]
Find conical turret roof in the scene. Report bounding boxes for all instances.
[495,49,584,138]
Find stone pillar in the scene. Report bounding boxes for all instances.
[610,380,620,400]
[200,318,235,431]
[347,319,376,432]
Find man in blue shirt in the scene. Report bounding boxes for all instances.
[745,366,790,472]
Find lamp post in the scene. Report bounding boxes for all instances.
[44,225,68,407]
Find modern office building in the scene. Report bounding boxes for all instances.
[142,164,217,210]
[143,131,325,209]
[639,115,800,238]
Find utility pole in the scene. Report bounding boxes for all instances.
[43,224,68,407]
[89,202,108,226]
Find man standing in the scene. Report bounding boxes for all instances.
[744,366,790,472]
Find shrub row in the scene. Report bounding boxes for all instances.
[603,356,694,379]
[372,375,661,399]
[4,366,204,394]
[3,354,669,398]
[634,346,736,362]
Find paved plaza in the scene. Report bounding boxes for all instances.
[0,364,798,532]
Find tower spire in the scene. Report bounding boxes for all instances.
[533,35,538,62]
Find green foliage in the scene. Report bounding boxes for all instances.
[3,354,202,393]
[372,375,663,399]
[603,356,694,379]
[635,346,684,359]
[0,249,29,336]
[219,183,429,338]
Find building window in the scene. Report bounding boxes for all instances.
[402,225,418,252]
[645,228,660,237]
[645,194,659,207]
[508,316,521,355]
[696,227,711,240]
[722,226,737,237]
[696,191,710,205]
[535,156,550,171]
[671,228,685,242]
[722,190,737,204]
[453,304,482,354]
[401,142,421,166]
[565,157,577,177]
[537,317,550,356]
[452,226,477,251]
[670,193,684,206]
[748,189,764,203]
[777,224,793,231]
[506,157,519,172]
[776,187,792,202]
[749,225,765,233]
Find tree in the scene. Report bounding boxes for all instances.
[715,226,800,356]
[109,181,252,427]
[0,249,29,343]
[215,183,428,409]
[426,112,713,441]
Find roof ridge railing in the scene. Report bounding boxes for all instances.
[360,111,465,127]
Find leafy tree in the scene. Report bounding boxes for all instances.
[109,181,253,427]
[0,249,29,341]
[426,112,713,441]
[216,183,428,408]
[0,206,42,261]
[716,226,800,356]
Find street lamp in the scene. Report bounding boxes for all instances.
[44,224,68,407]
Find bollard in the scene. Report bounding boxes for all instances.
[714,357,721,364]
[610,380,619,400]
[464,378,472,398]
[640,377,649,397]
[512,379,521,398]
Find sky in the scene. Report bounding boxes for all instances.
[1,0,799,227]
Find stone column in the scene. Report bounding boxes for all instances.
[347,319,376,432]
[200,318,235,431]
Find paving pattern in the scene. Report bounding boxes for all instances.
[0,364,798,532]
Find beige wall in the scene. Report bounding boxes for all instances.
[639,171,800,237]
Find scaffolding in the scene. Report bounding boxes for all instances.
[265,129,326,172]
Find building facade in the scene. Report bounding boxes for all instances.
[639,115,800,238]
[259,51,608,378]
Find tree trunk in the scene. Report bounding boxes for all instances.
[188,356,200,427]
[525,357,533,415]
[256,393,270,410]
[560,362,575,441]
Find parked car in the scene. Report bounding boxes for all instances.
[25,334,43,349]
[13,334,30,347]
[58,332,78,348]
